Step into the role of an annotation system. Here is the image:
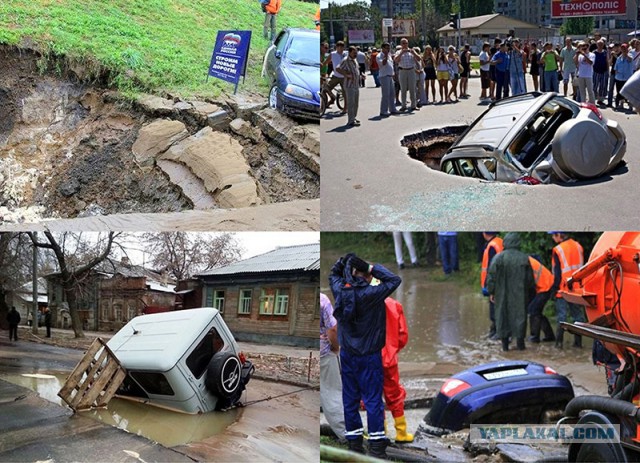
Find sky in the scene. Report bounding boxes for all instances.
[116,232,319,267]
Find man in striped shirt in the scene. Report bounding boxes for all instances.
[393,38,421,111]
[337,46,361,127]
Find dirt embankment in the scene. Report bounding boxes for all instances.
[0,46,319,224]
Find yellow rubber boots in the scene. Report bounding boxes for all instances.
[394,415,414,442]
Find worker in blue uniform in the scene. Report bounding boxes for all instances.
[329,253,402,458]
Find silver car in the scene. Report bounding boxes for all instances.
[440,92,627,184]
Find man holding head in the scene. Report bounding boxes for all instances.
[329,253,402,459]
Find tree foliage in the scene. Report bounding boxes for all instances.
[142,232,243,281]
[560,17,595,36]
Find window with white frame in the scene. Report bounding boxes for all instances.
[114,304,122,322]
[239,289,252,314]
[127,305,136,321]
[260,288,289,316]
[274,290,289,315]
[213,290,225,313]
[101,304,110,321]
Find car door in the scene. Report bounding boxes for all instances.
[267,30,289,83]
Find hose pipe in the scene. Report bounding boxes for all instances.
[564,395,640,422]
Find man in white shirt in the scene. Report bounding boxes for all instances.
[324,41,348,113]
[574,41,595,103]
[377,42,398,117]
[478,42,491,100]
[559,37,577,97]
[356,47,366,87]
[393,38,421,111]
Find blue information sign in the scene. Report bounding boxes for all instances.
[208,30,252,93]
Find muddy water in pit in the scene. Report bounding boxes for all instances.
[0,371,238,447]
[321,251,600,393]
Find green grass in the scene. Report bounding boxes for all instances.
[0,0,317,98]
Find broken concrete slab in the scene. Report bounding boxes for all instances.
[157,159,218,210]
[160,127,261,208]
[224,94,267,121]
[135,94,175,116]
[253,109,319,175]
[230,118,263,143]
[131,119,189,170]
[207,109,232,131]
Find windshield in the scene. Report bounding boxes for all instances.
[285,35,320,67]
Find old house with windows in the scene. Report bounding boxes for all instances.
[4,278,48,325]
[46,257,175,331]
[192,243,320,348]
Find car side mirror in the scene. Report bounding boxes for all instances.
[275,50,282,59]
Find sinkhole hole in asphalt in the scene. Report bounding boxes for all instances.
[401,125,468,171]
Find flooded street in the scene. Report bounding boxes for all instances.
[321,249,608,461]
[0,337,319,461]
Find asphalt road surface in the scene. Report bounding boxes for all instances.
[321,74,639,231]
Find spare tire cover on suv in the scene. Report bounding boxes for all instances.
[551,119,613,179]
[205,351,242,399]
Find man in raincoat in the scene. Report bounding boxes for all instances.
[486,233,536,351]
[382,297,413,443]
[329,253,401,458]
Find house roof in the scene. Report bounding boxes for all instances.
[197,243,320,277]
[16,277,48,295]
[437,13,538,32]
[147,281,176,294]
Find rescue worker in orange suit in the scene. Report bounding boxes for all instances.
[329,253,401,459]
[315,8,320,31]
[382,297,413,443]
[263,0,282,42]
[481,232,503,339]
[550,232,585,349]
[527,255,556,343]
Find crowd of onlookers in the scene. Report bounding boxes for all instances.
[321,34,640,127]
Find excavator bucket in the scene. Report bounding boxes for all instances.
[58,338,126,412]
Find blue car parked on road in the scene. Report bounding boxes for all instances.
[420,360,574,436]
[263,28,320,121]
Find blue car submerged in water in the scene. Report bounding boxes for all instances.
[419,361,574,436]
[264,28,320,121]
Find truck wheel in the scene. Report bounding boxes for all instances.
[205,351,241,399]
[576,441,628,463]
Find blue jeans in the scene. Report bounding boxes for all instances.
[340,350,385,441]
[372,70,380,87]
[495,70,509,100]
[544,70,559,92]
[555,297,586,326]
[439,235,459,274]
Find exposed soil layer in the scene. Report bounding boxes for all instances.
[0,46,319,222]
[0,46,191,219]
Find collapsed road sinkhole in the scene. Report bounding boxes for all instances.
[401,125,467,172]
[0,46,319,223]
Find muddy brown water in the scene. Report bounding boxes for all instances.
[321,250,597,385]
[0,371,237,447]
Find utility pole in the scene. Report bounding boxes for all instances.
[457,0,462,50]
[421,0,427,46]
[329,1,335,47]
[387,0,393,44]
[31,232,38,334]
